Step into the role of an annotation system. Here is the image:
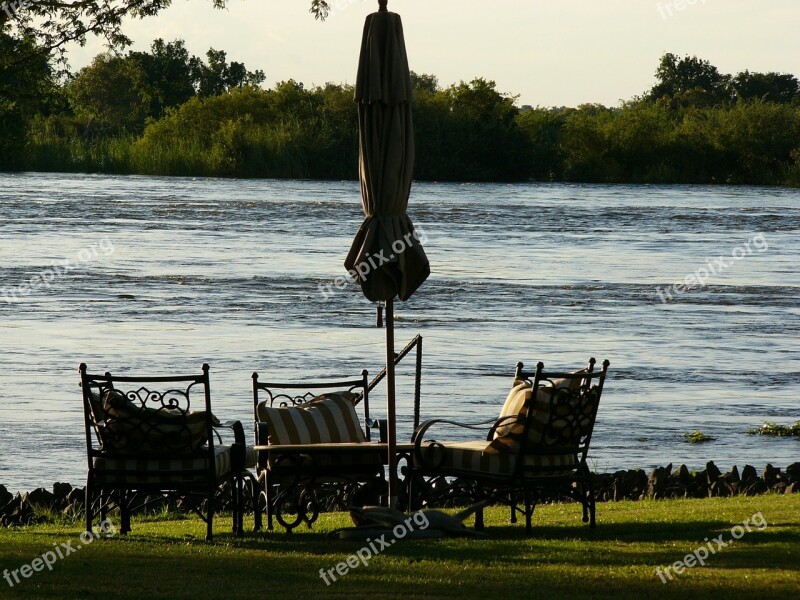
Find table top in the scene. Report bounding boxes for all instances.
[252,442,415,453]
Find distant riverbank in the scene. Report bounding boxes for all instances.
[11,86,800,187]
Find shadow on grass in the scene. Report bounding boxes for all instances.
[3,517,799,600]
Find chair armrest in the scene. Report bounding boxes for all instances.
[411,418,497,471]
[411,417,499,446]
[486,415,521,441]
[214,420,246,471]
[366,418,388,443]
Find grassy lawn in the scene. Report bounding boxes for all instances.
[1,494,798,599]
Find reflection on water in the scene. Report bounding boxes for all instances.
[1,173,798,492]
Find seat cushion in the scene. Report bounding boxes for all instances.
[101,389,217,455]
[244,445,259,469]
[266,447,384,483]
[418,441,577,478]
[256,391,367,445]
[92,445,233,484]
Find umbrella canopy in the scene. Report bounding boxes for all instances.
[345,2,429,508]
[345,4,430,301]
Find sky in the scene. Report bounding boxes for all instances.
[68,0,800,108]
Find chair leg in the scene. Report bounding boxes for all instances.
[525,490,533,535]
[120,491,131,535]
[84,479,93,535]
[250,473,263,532]
[261,470,274,531]
[232,475,241,536]
[474,483,484,531]
[509,490,517,524]
[581,487,589,524]
[206,489,214,542]
[407,470,424,513]
[99,491,108,524]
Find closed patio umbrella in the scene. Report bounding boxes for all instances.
[345,0,429,508]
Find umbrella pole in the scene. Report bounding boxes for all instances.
[385,297,398,509]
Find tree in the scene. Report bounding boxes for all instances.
[731,71,799,104]
[68,53,153,134]
[128,39,197,117]
[1,1,326,74]
[649,53,731,106]
[410,72,439,95]
[0,1,226,73]
[414,78,533,181]
[0,31,56,166]
[192,48,265,98]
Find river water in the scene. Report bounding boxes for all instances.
[0,173,798,493]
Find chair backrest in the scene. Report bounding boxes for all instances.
[251,371,372,443]
[79,363,215,461]
[513,358,609,475]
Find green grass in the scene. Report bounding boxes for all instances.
[1,495,799,599]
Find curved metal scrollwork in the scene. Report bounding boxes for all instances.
[269,453,321,532]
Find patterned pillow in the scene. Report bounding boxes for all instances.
[101,389,217,455]
[256,391,367,446]
[487,372,587,455]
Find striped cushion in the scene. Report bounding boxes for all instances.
[419,441,577,477]
[92,445,233,484]
[488,374,586,454]
[256,392,367,446]
[101,389,216,455]
[244,445,259,469]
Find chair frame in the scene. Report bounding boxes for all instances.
[410,358,610,534]
[252,370,386,532]
[80,363,244,542]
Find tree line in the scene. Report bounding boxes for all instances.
[2,39,800,185]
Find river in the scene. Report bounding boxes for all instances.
[1,173,798,492]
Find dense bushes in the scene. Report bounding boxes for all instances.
[5,44,800,186]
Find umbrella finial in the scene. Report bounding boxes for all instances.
[378,0,388,12]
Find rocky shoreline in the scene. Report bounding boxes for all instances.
[2,461,798,528]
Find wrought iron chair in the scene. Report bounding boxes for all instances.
[410,358,610,534]
[252,371,387,532]
[80,363,246,541]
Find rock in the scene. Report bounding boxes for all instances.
[66,488,85,506]
[743,477,768,496]
[647,464,672,499]
[785,482,800,494]
[26,488,56,508]
[764,464,782,486]
[0,485,12,510]
[728,466,740,483]
[706,461,722,484]
[786,462,800,483]
[741,465,759,486]
[675,464,692,486]
[53,482,72,501]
